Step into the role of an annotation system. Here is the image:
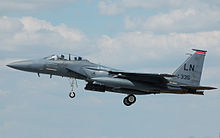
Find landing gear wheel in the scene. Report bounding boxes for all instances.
[68,78,77,99]
[123,94,136,106]
[69,92,75,98]
[127,94,136,104]
[123,97,131,106]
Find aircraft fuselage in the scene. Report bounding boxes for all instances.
[7,51,216,106]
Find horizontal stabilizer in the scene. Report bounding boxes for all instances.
[180,85,217,90]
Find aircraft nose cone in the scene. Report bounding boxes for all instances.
[7,60,33,71]
[6,63,14,68]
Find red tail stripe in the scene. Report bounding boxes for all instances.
[195,51,206,54]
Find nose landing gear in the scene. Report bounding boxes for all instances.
[123,94,136,106]
[68,78,77,99]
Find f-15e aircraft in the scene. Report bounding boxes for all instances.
[7,49,217,106]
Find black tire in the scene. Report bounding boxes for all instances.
[69,92,75,98]
[127,94,136,104]
[123,97,131,106]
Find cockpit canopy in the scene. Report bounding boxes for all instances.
[44,54,87,61]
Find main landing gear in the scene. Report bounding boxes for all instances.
[123,94,136,106]
[68,78,77,99]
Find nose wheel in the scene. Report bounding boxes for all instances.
[69,92,75,98]
[123,94,136,106]
[68,78,77,99]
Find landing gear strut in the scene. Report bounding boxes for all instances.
[68,78,77,99]
[123,94,136,106]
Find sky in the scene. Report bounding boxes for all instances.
[0,0,220,138]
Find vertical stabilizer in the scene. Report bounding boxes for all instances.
[171,49,207,86]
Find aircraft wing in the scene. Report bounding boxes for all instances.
[108,71,175,85]
[179,85,217,90]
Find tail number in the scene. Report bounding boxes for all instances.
[177,74,190,80]
[184,64,195,71]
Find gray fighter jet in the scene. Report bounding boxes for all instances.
[7,49,217,106]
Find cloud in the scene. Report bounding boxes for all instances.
[98,0,220,15]
[1,16,220,71]
[90,31,220,68]
[0,16,87,52]
[0,0,78,14]
[125,8,220,33]
[99,0,220,33]
[98,0,168,15]
[0,89,10,96]
[0,16,23,33]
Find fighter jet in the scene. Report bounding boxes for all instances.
[7,49,217,106]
